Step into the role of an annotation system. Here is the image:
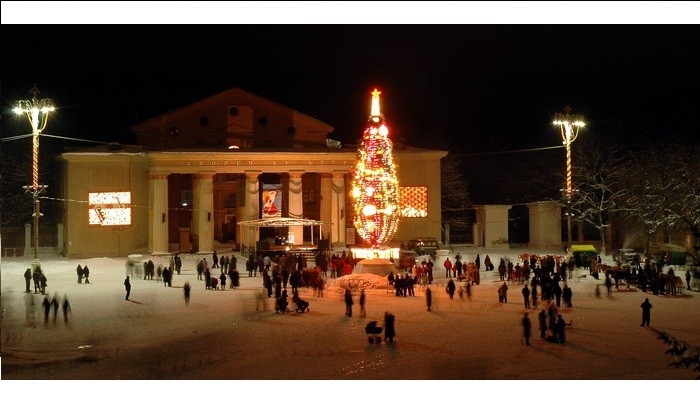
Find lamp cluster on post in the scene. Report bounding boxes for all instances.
[13,85,55,260]
[552,105,585,254]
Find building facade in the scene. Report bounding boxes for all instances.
[59,88,447,258]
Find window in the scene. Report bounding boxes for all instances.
[303,188,316,204]
[180,190,193,207]
[89,192,132,226]
[399,186,428,217]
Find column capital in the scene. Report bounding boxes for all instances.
[289,170,305,179]
[192,172,215,181]
[245,170,262,180]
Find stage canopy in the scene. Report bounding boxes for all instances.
[237,217,326,228]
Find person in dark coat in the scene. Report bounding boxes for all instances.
[42,296,51,325]
[219,271,227,291]
[62,294,71,324]
[522,312,532,346]
[537,309,547,339]
[32,267,42,293]
[446,279,456,299]
[76,264,83,284]
[174,254,182,275]
[24,268,32,293]
[562,284,573,307]
[426,286,432,311]
[556,314,566,343]
[640,298,652,327]
[231,269,240,289]
[124,276,131,300]
[83,265,90,284]
[40,272,48,295]
[359,289,366,317]
[51,293,60,325]
[183,282,191,305]
[212,251,219,269]
[522,284,531,309]
[383,311,396,343]
[344,288,354,317]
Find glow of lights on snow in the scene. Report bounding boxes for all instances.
[351,247,400,260]
[88,192,132,226]
[351,88,400,247]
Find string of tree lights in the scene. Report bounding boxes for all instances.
[350,89,400,248]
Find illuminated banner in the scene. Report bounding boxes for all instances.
[89,192,132,226]
[262,184,282,218]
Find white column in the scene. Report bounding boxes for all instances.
[242,171,261,247]
[193,172,214,254]
[320,173,332,242]
[288,170,304,245]
[331,171,346,247]
[149,173,169,254]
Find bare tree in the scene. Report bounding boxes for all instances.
[441,153,472,245]
[569,140,629,255]
[627,142,699,262]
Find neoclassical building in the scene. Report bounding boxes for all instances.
[59,88,447,258]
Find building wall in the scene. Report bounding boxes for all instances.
[527,201,562,250]
[61,153,150,258]
[392,150,446,244]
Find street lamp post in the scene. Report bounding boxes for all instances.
[13,85,55,260]
[553,105,585,257]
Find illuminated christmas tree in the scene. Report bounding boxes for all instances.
[351,89,400,248]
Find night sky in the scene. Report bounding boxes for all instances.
[1,6,698,206]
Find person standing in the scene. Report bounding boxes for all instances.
[537,309,547,339]
[76,264,83,284]
[443,257,453,278]
[640,298,652,327]
[465,281,472,301]
[212,250,219,269]
[219,271,227,291]
[24,268,32,293]
[183,282,191,305]
[556,314,566,343]
[446,278,456,299]
[174,253,182,275]
[522,312,532,346]
[32,267,42,293]
[83,265,90,284]
[359,289,366,317]
[686,269,692,290]
[40,272,48,295]
[344,288,354,317]
[384,311,396,343]
[124,276,131,301]
[522,284,531,309]
[562,284,573,307]
[426,286,433,311]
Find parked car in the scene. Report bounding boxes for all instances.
[406,238,439,256]
[613,248,640,264]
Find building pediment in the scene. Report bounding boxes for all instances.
[131,87,334,150]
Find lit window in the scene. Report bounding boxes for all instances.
[89,192,132,226]
[180,190,193,207]
[399,187,428,217]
